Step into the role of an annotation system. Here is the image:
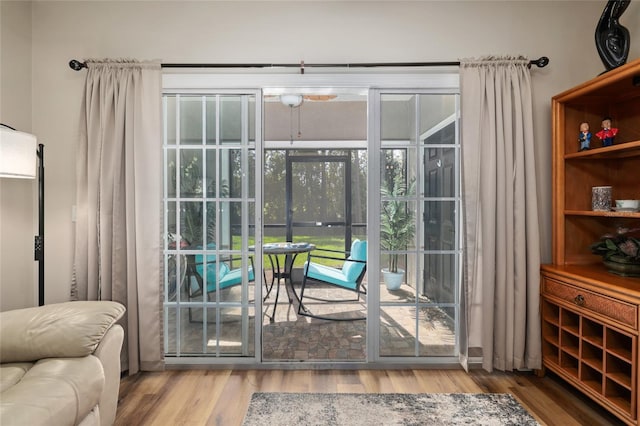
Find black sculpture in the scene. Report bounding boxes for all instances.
[595,0,631,71]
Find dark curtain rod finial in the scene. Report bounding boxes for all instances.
[68,56,550,71]
[69,59,87,71]
[530,56,549,68]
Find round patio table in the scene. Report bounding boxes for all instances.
[258,242,315,322]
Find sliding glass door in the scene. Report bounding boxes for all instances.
[163,92,260,359]
[374,91,461,360]
[162,74,460,366]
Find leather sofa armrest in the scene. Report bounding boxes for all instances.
[93,324,124,426]
[0,301,125,363]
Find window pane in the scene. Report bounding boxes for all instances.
[352,150,367,226]
[181,201,203,246]
[263,150,286,229]
[423,201,455,251]
[180,96,203,145]
[248,97,256,145]
[206,96,217,145]
[165,96,176,146]
[205,202,216,247]
[417,307,456,356]
[218,255,255,303]
[182,307,205,354]
[381,94,416,144]
[179,150,203,198]
[380,306,417,357]
[220,308,255,356]
[424,148,456,198]
[422,254,457,304]
[248,149,255,198]
[205,150,217,197]
[220,149,243,199]
[166,148,177,198]
[166,201,177,246]
[220,96,242,145]
[166,253,187,302]
[165,306,177,354]
[219,201,244,249]
[380,148,416,196]
[421,105,456,145]
[381,200,417,251]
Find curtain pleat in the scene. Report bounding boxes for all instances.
[460,56,541,372]
[72,59,163,374]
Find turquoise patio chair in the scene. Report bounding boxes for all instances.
[297,239,367,321]
[186,244,255,321]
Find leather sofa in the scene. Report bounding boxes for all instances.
[0,301,125,426]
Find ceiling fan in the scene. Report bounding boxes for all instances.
[265,94,338,106]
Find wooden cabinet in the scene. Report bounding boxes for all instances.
[542,58,640,425]
[541,269,639,422]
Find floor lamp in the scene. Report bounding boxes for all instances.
[0,124,45,306]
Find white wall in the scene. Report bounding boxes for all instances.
[2,0,639,309]
[0,1,35,310]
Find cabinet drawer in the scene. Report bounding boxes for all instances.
[543,278,638,330]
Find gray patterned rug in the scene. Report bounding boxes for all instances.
[242,392,540,426]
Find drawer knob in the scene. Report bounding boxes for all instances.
[574,295,585,306]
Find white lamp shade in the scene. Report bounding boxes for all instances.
[0,127,37,179]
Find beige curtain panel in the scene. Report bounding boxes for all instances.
[72,59,163,374]
[460,56,541,372]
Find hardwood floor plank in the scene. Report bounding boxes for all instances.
[413,369,482,393]
[336,370,366,393]
[115,369,626,426]
[468,370,625,426]
[209,371,252,426]
[355,369,383,393]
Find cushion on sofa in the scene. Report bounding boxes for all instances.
[0,301,125,363]
[0,363,31,393]
[0,356,104,426]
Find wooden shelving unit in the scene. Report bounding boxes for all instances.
[541,58,640,425]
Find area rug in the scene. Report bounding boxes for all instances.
[242,392,540,426]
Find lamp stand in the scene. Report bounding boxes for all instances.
[35,144,44,306]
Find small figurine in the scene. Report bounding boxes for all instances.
[578,122,592,151]
[595,117,618,147]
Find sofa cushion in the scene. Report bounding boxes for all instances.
[0,363,31,393]
[0,356,104,426]
[0,301,125,363]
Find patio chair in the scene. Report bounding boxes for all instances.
[297,239,367,321]
[186,245,255,322]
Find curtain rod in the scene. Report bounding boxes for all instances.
[69,57,549,73]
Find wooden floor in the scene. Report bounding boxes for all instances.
[114,368,625,425]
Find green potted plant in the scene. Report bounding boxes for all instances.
[380,172,416,290]
[590,226,640,277]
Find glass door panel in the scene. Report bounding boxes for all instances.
[163,93,258,359]
[378,92,460,359]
